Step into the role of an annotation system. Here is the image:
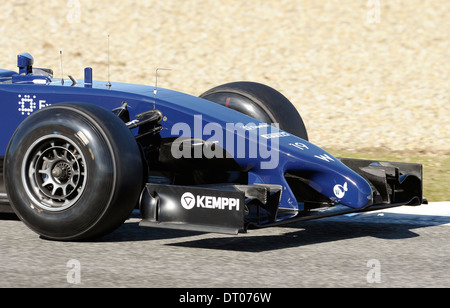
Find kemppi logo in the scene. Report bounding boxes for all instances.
[180,192,240,211]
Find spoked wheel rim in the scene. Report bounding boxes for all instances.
[21,134,87,212]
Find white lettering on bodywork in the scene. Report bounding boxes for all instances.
[180,192,240,211]
[18,94,50,115]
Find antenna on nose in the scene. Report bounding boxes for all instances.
[154,68,171,99]
[106,34,111,89]
[60,50,64,85]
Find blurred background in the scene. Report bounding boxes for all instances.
[0,0,448,199]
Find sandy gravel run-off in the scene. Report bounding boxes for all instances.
[0,1,448,154]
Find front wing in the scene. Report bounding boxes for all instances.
[139,157,424,234]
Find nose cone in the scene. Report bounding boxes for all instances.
[330,175,373,209]
[274,134,374,209]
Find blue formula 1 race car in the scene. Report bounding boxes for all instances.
[0,53,424,240]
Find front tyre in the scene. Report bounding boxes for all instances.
[4,103,144,241]
[200,81,308,140]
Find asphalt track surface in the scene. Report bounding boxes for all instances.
[1,202,449,288]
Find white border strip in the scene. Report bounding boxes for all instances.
[374,202,450,216]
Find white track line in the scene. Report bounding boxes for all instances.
[373,202,450,216]
[336,202,450,226]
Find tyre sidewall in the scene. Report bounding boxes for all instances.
[5,103,143,240]
[200,82,309,140]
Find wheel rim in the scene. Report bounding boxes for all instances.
[22,134,87,212]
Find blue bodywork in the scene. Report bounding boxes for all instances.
[0,65,373,213]
[0,54,424,232]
